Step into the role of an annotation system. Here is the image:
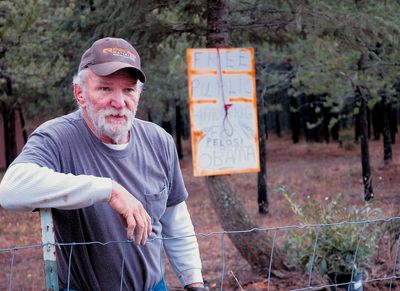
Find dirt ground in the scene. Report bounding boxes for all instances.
[1,134,400,290]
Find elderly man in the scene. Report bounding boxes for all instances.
[0,37,206,291]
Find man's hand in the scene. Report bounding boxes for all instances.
[108,181,152,244]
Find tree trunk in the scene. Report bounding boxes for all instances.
[206,0,228,48]
[206,176,288,275]
[290,96,300,143]
[307,94,320,142]
[17,103,28,144]
[257,82,268,214]
[323,106,330,143]
[147,111,153,122]
[356,86,374,200]
[372,102,383,140]
[204,0,287,275]
[2,101,17,167]
[382,96,392,164]
[354,108,361,142]
[264,110,268,140]
[161,120,172,134]
[367,105,372,139]
[257,133,268,214]
[390,105,397,144]
[275,110,281,137]
[330,119,340,142]
[161,101,172,134]
[1,73,17,168]
[175,99,183,160]
[355,105,371,142]
[330,103,340,142]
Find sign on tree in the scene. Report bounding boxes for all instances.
[187,48,260,176]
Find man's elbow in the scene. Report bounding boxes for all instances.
[0,184,24,210]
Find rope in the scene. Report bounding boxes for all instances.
[216,48,233,137]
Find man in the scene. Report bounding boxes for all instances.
[0,37,206,291]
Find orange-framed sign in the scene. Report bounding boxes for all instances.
[187,48,260,177]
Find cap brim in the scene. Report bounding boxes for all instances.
[90,62,146,83]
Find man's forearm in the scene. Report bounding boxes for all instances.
[0,163,111,210]
[161,202,204,287]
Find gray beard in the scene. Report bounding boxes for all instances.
[84,95,136,143]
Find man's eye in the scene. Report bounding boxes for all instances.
[99,87,110,92]
[126,88,136,93]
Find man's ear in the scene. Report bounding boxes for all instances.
[74,84,86,108]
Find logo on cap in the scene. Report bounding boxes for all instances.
[103,48,137,61]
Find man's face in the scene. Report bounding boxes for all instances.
[80,69,140,144]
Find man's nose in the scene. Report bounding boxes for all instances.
[110,92,125,109]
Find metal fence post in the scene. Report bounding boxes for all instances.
[40,208,59,291]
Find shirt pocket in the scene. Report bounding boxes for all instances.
[144,184,168,223]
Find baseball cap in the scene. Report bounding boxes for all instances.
[78,37,146,83]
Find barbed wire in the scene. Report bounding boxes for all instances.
[1,216,400,290]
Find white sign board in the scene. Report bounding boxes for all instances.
[187,48,260,176]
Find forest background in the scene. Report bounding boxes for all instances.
[2,0,400,290]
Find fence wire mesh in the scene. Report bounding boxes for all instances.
[1,216,400,290]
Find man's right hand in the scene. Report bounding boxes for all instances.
[108,181,152,245]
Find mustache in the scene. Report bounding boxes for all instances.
[99,108,133,117]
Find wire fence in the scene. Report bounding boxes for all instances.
[1,216,400,290]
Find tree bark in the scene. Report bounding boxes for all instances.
[275,110,281,137]
[147,111,153,122]
[206,176,288,275]
[204,0,287,275]
[175,99,183,159]
[0,73,17,168]
[2,101,17,167]
[161,120,172,134]
[390,105,397,144]
[330,103,340,142]
[264,107,268,140]
[17,103,28,144]
[372,102,383,140]
[354,108,361,142]
[257,82,268,214]
[206,0,228,48]
[257,131,268,214]
[322,105,330,143]
[161,101,172,134]
[290,96,300,143]
[356,86,374,200]
[382,96,392,164]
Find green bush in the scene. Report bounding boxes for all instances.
[280,187,382,276]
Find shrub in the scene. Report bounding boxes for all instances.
[280,187,382,276]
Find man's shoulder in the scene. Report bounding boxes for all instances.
[31,111,85,144]
[133,118,172,140]
[35,110,83,134]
